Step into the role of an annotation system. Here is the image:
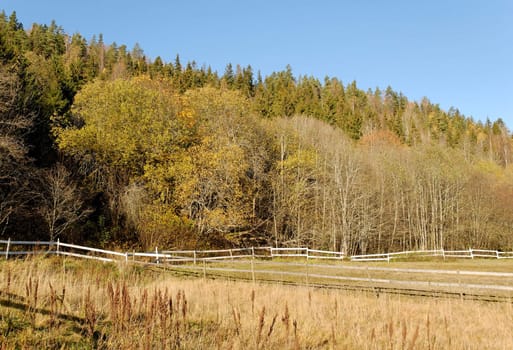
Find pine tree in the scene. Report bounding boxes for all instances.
[223,63,235,88]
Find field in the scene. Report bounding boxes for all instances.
[170,257,513,302]
[1,256,513,349]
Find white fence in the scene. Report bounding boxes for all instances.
[1,238,513,263]
[0,239,129,262]
[2,239,513,298]
[350,248,513,262]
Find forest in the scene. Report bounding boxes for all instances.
[1,11,512,255]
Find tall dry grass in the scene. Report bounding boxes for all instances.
[1,256,512,349]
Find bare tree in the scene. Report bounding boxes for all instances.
[38,164,91,241]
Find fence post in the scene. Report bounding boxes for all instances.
[5,238,10,259]
[125,252,128,264]
[496,250,500,259]
[251,247,256,283]
[155,247,159,264]
[230,249,233,261]
[251,258,255,284]
[306,247,309,260]
[305,256,309,286]
[441,248,445,260]
[457,270,462,298]
[387,253,391,263]
[469,248,474,259]
[193,251,197,265]
[56,238,60,256]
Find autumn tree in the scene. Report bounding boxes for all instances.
[178,87,274,244]
[56,76,198,245]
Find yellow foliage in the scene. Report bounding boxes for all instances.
[280,147,318,173]
[475,159,505,180]
[137,204,195,249]
[172,136,249,215]
[56,79,262,240]
[56,76,199,174]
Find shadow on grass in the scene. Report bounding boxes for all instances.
[0,290,84,323]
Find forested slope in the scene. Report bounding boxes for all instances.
[1,12,512,253]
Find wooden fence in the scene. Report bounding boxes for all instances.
[350,248,513,262]
[2,239,513,298]
[2,239,513,263]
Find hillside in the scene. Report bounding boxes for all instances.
[1,11,512,254]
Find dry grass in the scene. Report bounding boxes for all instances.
[1,256,513,349]
[170,258,513,299]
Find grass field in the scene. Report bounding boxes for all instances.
[167,257,513,301]
[1,256,513,349]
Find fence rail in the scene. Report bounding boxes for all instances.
[2,239,513,263]
[2,239,513,298]
[351,248,513,261]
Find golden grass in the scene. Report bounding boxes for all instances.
[168,258,513,299]
[1,256,513,349]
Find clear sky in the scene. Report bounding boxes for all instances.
[2,0,512,129]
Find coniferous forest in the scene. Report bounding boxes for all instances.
[1,12,512,254]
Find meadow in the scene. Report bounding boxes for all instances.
[1,256,513,349]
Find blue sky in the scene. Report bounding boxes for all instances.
[2,0,513,129]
